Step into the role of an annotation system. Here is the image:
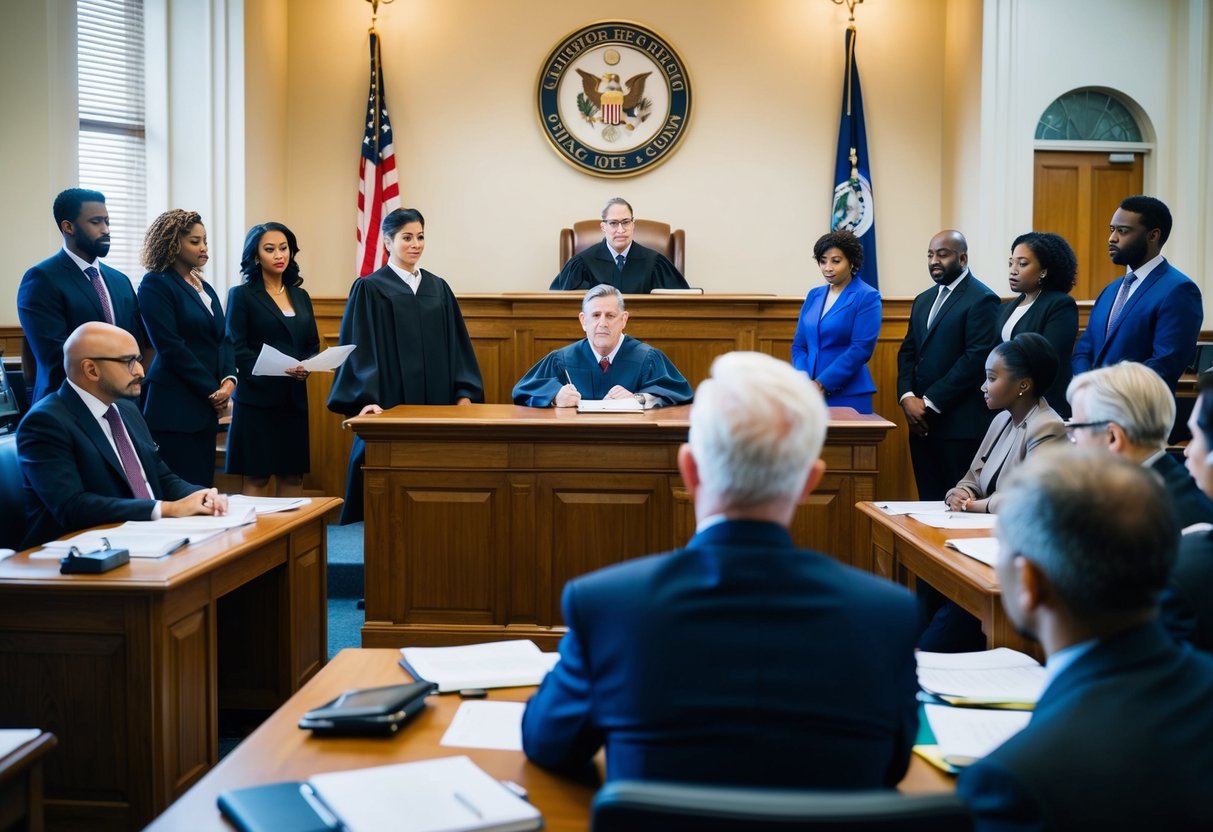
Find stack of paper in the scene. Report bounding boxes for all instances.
[31,507,258,560]
[874,500,947,515]
[923,704,1031,767]
[251,343,356,376]
[307,755,542,831]
[576,398,644,413]
[909,512,998,530]
[400,640,560,693]
[917,648,1046,707]
[227,494,311,514]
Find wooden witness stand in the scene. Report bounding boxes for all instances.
[348,404,894,650]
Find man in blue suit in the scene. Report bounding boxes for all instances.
[522,351,920,788]
[958,448,1213,830]
[1072,195,1202,390]
[17,322,227,548]
[18,188,146,404]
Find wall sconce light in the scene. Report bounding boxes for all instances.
[831,0,864,24]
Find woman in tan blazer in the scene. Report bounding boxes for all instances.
[945,332,1067,514]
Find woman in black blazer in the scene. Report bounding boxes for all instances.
[138,209,236,487]
[224,223,319,496]
[995,232,1079,418]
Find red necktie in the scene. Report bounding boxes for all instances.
[102,406,153,500]
[599,357,610,373]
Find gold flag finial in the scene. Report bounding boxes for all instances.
[831,0,864,25]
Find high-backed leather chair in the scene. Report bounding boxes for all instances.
[0,434,28,550]
[591,781,973,831]
[559,220,685,273]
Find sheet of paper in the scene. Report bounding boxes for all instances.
[144,507,257,530]
[0,729,42,760]
[917,648,1046,703]
[910,512,998,530]
[874,500,947,515]
[924,704,1031,764]
[577,398,644,413]
[440,701,526,751]
[945,537,1001,566]
[301,344,356,372]
[251,344,355,376]
[227,495,311,514]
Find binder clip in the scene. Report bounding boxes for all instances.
[59,537,130,574]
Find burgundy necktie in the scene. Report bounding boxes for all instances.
[599,357,610,373]
[102,406,153,500]
[85,266,115,325]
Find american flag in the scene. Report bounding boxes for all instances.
[355,32,400,278]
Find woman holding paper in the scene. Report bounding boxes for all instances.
[224,222,319,496]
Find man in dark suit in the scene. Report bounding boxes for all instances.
[522,351,920,788]
[18,188,146,404]
[548,197,690,293]
[957,448,1213,830]
[1072,195,1202,391]
[17,322,227,548]
[897,229,999,500]
[1066,361,1213,527]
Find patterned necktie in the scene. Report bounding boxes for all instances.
[615,254,626,272]
[599,357,610,373]
[102,406,152,500]
[1105,272,1138,334]
[926,286,951,329]
[85,266,115,325]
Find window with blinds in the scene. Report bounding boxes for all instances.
[78,0,146,281]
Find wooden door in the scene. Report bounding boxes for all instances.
[1033,150,1144,300]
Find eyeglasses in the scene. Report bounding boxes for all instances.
[1063,419,1111,442]
[603,219,634,230]
[88,355,143,373]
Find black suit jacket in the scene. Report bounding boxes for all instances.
[17,250,146,403]
[16,382,199,548]
[225,282,319,411]
[137,271,236,433]
[896,273,1000,439]
[995,291,1079,418]
[1151,452,1213,527]
[958,623,1213,831]
[548,240,689,293]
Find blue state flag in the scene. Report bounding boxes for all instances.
[831,27,878,288]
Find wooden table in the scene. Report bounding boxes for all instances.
[347,404,895,649]
[854,502,1040,656]
[147,648,955,831]
[0,498,341,831]
[0,731,57,832]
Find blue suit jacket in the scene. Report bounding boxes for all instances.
[17,250,145,403]
[1071,259,1202,390]
[522,520,920,788]
[16,382,199,548]
[791,278,881,403]
[958,622,1213,831]
[138,271,236,433]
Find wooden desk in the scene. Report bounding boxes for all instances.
[854,502,1040,657]
[0,498,340,831]
[147,648,955,831]
[0,731,57,832]
[348,404,894,649]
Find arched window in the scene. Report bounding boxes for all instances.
[1036,90,1143,142]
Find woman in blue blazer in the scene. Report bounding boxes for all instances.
[995,231,1079,418]
[137,209,236,487]
[791,230,882,413]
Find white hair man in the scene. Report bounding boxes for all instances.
[522,351,919,788]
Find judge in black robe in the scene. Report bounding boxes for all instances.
[328,210,483,523]
[549,239,690,293]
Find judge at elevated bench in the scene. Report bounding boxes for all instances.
[958,449,1213,830]
[522,352,920,788]
[548,197,690,293]
[512,285,693,408]
[16,322,227,548]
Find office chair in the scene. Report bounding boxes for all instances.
[590,781,973,832]
[0,434,28,550]
[559,219,686,273]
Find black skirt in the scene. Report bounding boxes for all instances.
[225,400,309,477]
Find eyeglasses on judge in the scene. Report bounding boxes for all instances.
[603,218,634,230]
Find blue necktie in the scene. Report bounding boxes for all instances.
[1105,273,1138,334]
[615,254,625,272]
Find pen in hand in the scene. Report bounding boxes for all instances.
[564,368,577,392]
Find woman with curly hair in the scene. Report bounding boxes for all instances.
[224,222,319,496]
[137,209,236,487]
[790,229,882,412]
[996,231,1079,417]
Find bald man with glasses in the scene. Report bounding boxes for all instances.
[16,322,226,549]
[549,197,690,293]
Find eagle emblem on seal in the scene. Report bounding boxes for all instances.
[575,69,653,140]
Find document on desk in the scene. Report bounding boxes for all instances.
[909,512,998,530]
[576,398,644,413]
[874,500,947,515]
[441,701,526,751]
[306,755,542,831]
[0,728,42,760]
[251,343,356,376]
[924,704,1031,766]
[227,494,311,514]
[32,526,211,559]
[944,537,1001,567]
[917,647,1046,706]
[400,640,561,693]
